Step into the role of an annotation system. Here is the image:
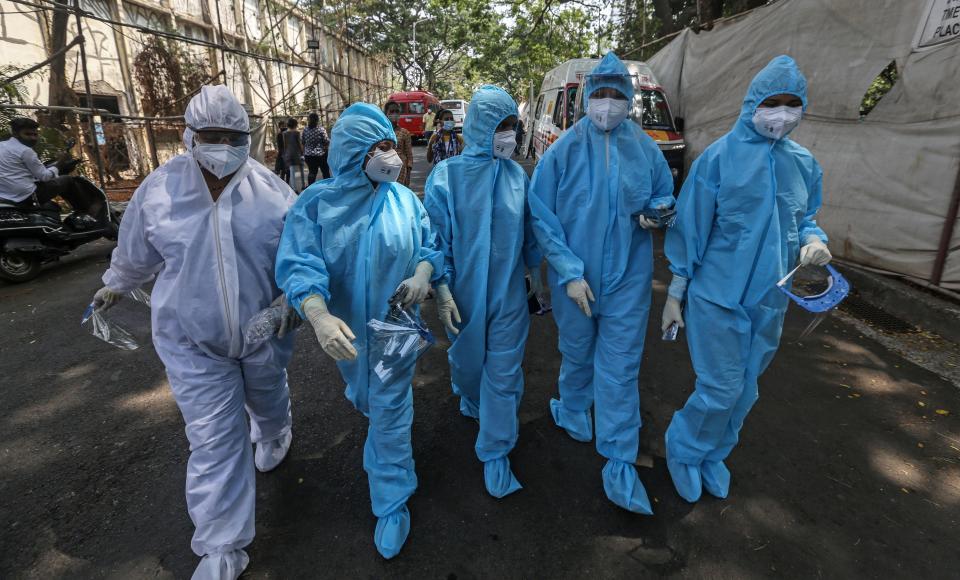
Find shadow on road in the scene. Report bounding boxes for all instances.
[1,150,957,578]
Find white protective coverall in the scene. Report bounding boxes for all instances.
[100,86,296,578]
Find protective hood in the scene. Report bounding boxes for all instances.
[185,85,250,133]
[737,55,808,139]
[584,52,635,110]
[328,103,396,181]
[463,85,518,160]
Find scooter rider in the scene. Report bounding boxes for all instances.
[0,117,108,226]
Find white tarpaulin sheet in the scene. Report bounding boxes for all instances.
[648,0,960,289]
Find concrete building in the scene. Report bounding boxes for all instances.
[1,0,392,176]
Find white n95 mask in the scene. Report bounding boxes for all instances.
[492,130,516,159]
[588,98,629,132]
[752,105,802,140]
[365,149,403,183]
[193,144,248,179]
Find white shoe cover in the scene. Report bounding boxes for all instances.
[255,430,292,472]
[191,549,249,580]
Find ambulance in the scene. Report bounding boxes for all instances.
[527,58,686,186]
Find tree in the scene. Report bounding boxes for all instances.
[45,7,75,128]
[317,0,498,95]
[466,0,594,99]
[617,0,770,57]
[3,65,66,158]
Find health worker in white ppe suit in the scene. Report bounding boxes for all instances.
[91,85,300,580]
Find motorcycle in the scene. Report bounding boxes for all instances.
[0,140,121,283]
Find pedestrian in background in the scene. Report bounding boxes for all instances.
[422,107,436,142]
[427,109,464,165]
[274,121,287,181]
[385,101,414,187]
[283,117,305,192]
[302,112,330,184]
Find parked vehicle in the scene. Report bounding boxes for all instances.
[0,143,121,283]
[439,99,469,132]
[527,58,686,187]
[385,90,441,141]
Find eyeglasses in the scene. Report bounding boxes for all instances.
[192,129,250,147]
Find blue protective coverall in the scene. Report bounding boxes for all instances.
[528,52,675,513]
[101,86,296,563]
[664,55,828,502]
[423,85,542,499]
[275,103,443,558]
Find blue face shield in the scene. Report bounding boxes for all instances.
[777,264,850,313]
[777,264,851,341]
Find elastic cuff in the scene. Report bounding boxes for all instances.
[667,275,689,301]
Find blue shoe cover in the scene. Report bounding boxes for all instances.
[701,460,730,499]
[601,460,653,514]
[667,458,703,503]
[549,398,593,442]
[374,505,411,559]
[484,457,522,498]
[459,396,480,420]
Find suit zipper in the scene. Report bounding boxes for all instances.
[212,201,234,344]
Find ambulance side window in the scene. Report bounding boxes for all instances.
[564,87,578,129]
[551,91,564,126]
[534,95,545,120]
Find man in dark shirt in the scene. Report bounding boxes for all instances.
[274,122,287,180]
[282,118,304,192]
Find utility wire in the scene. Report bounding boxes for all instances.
[4,0,391,89]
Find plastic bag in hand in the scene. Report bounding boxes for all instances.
[244,304,284,346]
[81,288,151,350]
[365,305,435,383]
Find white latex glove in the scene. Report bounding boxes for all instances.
[637,215,659,230]
[396,261,434,308]
[661,296,685,332]
[92,286,123,312]
[566,278,595,317]
[302,294,357,361]
[436,284,462,335]
[799,235,832,266]
[272,294,302,339]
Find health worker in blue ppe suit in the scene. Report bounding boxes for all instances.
[91,85,299,580]
[661,55,832,503]
[275,103,443,559]
[423,85,544,499]
[529,52,675,514]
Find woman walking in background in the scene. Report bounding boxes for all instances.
[302,113,331,184]
[385,102,414,187]
[427,109,464,165]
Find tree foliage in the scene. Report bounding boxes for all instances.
[318,0,597,101]
[1,65,66,158]
[132,37,210,117]
[617,0,770,58]
[314,0,775,104]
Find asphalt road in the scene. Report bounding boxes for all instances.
[2,145,959,579]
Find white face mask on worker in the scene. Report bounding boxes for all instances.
[365,149,403,183]
[193,144,248,179]
[588,98,629,131]
[752,105,802,140]
[492,130,516,159]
